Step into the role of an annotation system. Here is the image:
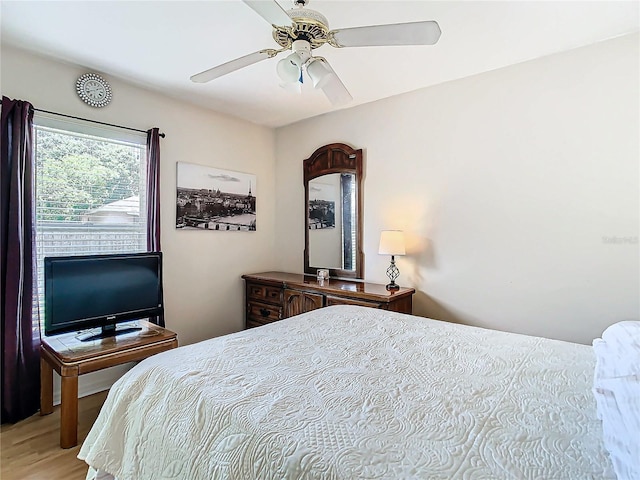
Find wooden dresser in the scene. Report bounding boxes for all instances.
[242,271,415,329]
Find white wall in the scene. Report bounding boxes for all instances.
[275,33,640,345]
[1,45,277,397]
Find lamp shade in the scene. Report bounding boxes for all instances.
[306,58,333,89]
[378,230,405,256]
[277,53,302,84]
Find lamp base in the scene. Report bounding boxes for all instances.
[385,282,400,291]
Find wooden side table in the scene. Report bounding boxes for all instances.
[40,320,178,448]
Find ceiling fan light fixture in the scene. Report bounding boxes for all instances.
[276,53,302,83]
[306,58,333,89]
[193,1,441,110]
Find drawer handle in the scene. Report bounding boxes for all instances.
[259,308,270,318]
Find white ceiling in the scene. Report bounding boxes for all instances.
[1,1,638,128]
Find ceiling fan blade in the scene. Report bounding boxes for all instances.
[331,21,441,47]
[190,50,275,83]
[242,0,292,27]
[316,58,353,106]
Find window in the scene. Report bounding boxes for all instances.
[33,114,147,329]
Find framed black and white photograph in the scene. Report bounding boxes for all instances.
[176,162,256,231]
[308,181,336,229]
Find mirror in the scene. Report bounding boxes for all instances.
[304,143,363,279]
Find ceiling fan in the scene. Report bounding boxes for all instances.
[190,0,441,106]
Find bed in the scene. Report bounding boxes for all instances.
[79,305,619,479]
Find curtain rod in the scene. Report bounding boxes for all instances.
[33,108,165,138]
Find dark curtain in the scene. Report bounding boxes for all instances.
[1,96,40,423]
[146,128,161,253]
[146,128,164,327]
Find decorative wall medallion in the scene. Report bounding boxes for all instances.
[76,73,112,108]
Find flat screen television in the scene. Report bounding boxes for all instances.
[44,252,163,341]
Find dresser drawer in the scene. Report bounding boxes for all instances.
[247,300,282,325]
[246,282,282,305]
[325,295,382,309]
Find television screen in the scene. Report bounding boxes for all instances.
[44,252,163,337]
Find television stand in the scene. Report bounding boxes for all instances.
[40,320,178,448]
[78,323,142,342]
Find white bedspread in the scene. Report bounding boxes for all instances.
[79,305,614,479]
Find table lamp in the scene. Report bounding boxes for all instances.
[378,230,405,291]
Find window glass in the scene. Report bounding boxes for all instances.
[33,119,147,329]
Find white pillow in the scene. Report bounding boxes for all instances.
[593,338,640,378]
[601,321,640,353]
[592,323,640,480]
[593,378,640,480]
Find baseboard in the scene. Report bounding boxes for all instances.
[52,363,134,405]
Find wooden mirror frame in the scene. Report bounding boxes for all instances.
[304,143,364,279]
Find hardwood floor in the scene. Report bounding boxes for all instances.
[1,391,108,480]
